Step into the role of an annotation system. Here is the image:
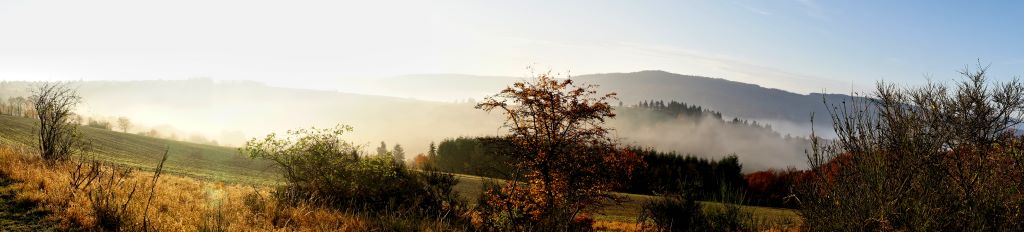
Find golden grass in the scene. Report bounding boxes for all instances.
[592,220,644,231]
[0,145,373,231]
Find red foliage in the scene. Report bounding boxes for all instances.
[744,167,805,208]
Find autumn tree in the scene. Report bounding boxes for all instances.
[32,82,82,161]
[475,71,641,230]
[413,153,429,168]
[116,116,131,133]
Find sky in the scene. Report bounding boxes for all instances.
[1,0,1022,95]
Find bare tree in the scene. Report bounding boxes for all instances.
[32,82,82,161]
[7,97,27,117]
[116,116,131,133]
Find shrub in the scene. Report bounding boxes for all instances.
[638,186,756,232]
[638,193,705,232]
[800,64,1024,231]
[86,119,112,130]
[31,82,82,161]
[240,125,468,222]
[88,165,139,231]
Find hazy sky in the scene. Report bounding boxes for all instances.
[1,0,1021,94]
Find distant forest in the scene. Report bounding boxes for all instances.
[427,136,749,201]
[625,100,783,138]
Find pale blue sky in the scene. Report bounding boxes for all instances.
[0,0,1021,94]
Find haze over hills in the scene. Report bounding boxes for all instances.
[335,70,854,136]
[0,71,834,170]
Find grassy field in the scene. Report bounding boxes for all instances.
[449,172,801,228]
[0,114,800,228]
[0,114,278,185]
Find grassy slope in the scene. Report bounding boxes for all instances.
[0,115,278,185]
[0,114,799,225]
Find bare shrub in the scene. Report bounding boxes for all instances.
[800,64,1024,231]
[31,82,81,161]
[89,165,139,231]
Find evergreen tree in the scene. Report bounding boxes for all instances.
[392,144,405,164]
[376,141,388,156]
[428,142,437,158]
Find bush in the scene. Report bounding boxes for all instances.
[800,64,1024,231]
[31,82,82,161]
[638,186,756,232]
[240,125,468,221]
[88,165,139,231]
[86,119,112,130]
[638,193,704,232]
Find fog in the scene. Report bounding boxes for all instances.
[612,110,811,171]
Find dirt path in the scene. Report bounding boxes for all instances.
[0,178,55,231]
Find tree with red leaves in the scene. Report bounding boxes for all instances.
[474,71,641,230]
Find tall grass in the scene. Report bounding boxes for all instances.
[0,144,377,231]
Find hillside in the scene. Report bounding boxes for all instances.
[576,71,854,124]
[0,114,277,184]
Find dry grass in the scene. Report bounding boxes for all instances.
[0,145,377,231]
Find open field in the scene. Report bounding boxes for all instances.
[450,172,800,228]
[0,114,800,228]
[0,115,279,185]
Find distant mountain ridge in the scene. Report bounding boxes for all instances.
[574,70,856,123]
[337,70,857,136]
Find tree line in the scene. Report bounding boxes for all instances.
[627,99,784,138]
[424,137,749,202]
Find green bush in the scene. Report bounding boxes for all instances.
[638,193,705,232]
[240,125,467,220]
[639,186,757,232]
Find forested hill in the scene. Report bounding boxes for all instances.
[575,70,855,124]
[626,100,784,138]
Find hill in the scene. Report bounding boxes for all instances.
[332,71,858,136]
[0,114,277,184]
